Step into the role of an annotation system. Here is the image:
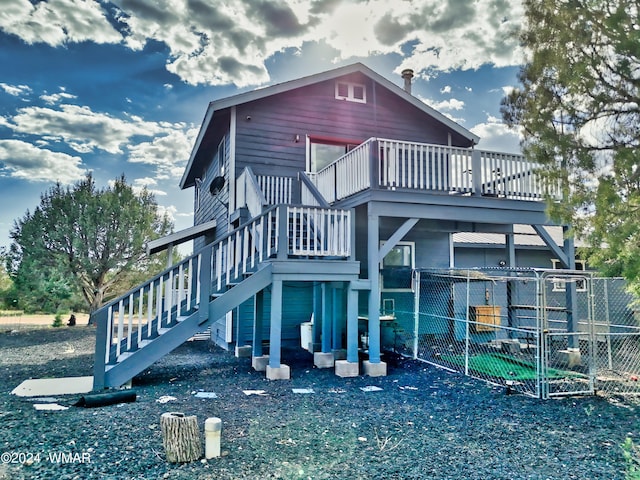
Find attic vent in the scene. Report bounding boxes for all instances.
[335,81,366,103]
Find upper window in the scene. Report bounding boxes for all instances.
[551,259,587,292]
[306,135,361,173]
[335,81,366,103]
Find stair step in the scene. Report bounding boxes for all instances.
[116,351,134,363]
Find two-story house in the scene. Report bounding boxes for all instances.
[92,63,574,389]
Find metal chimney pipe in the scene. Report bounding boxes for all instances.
[401,69,414,94]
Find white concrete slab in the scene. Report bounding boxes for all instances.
[11,376,93,397]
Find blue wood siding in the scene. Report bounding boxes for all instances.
[232,72,466,180]
[194,131,230,250]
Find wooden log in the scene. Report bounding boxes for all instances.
[160,412,202,463]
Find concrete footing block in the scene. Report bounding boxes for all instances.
[252,355,269,372]
[266,364,291,380]
[313,352,335,369]
[235,345,252,358]
[363,360,387,377]
[335,360,359,378]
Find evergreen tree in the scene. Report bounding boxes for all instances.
[9,174,173,317]
[502,0,640,293]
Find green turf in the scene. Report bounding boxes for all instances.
[440,352,580,381]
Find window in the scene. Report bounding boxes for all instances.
[306,135,361,173]
[335,81,366,103]
[551,259,587,292]
[195,170,206,213]
[380,241,415,291]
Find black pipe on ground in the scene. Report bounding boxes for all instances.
[75,390,137,408]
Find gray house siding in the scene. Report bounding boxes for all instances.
[232,72,467,181]
[194,131,230,251]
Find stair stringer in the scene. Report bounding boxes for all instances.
[101,264,274,388]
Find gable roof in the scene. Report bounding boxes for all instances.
[180,63,480,189]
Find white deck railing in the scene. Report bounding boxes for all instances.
[93,204,351,375]
[312,137,560,203]
[237,167,294,215]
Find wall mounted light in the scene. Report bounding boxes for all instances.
[294,134,300,143]
[245,115,251,121]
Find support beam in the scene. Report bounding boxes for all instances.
[346,282,359,363]
[252,291,264,358]
[378,218,419,263]
[268,280,283,369]
[533,225,569,267]
[321,283,332,353]
[367,206,383,365]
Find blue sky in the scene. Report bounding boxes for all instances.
[0,0,525,251]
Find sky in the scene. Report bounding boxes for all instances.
[0,0,526,253]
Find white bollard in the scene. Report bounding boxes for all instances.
[204,417,222,459]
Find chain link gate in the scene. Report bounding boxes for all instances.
[407,269,640,402]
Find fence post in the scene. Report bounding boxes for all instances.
[413,270,420,360]
[370,139,380,190]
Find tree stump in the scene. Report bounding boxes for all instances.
[160,412,202,463]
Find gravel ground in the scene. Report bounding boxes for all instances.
[0,326,638,480]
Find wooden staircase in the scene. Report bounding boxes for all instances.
[92,204,352,389]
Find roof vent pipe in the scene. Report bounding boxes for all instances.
[401,69,414,94]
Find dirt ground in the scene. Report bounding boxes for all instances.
[0,313,90,328]
[0,325,638,479]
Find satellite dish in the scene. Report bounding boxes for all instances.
[209,176,226,196]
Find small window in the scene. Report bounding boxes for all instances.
[335,81,366,103]
[551,259,587,292]
[380,241,415,291]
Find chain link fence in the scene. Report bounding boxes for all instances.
[393,269,640,402]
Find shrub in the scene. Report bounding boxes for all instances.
[52,312,65,328]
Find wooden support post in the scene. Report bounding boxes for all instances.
[269,279,283,368]
[346,282,359,363]
[367,206,381,363]
[321,283,332,353]
[252,291,264,358]
[160,412,202,463]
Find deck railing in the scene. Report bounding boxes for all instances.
[93,204,351,380]
[312,137,560,203]
[237,167,294,217]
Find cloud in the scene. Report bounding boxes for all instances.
[5,104,170,154]
[471,115,522,153]
[0,83,32,97]
[40,91,78,105]
[2,101,196,181]
[0,139,87,183]
[0,0,122,46]
[440,85,452,94]
[127,127,199,179]
[428,98,465,111]
[0,0,525,87]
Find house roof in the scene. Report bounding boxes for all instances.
[453,225,585,248]
[180,63,481,189]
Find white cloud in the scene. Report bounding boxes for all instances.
[127,127,199,179]
[0,0,525,87]
[428,97,465,111]
[0,139,87,183]
[40,91,78,105]
[0,83,32,97]
[5,104,170,154]
[471,115,522,153]
[440,85,451,94]
[0,0,122,46]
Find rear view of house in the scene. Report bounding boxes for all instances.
[92,63,575,389]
